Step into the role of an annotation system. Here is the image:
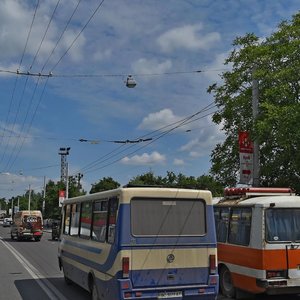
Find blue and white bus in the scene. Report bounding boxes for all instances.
[58,186,218,300]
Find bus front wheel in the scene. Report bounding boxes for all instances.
[220,266,236,298]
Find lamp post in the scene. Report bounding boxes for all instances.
[59,147,70,199]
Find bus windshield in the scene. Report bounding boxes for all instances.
[131,197,206,236]
[266,208,300,242]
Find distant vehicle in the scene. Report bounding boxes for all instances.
[3,217,13,227]
[58,186,218,300]
[11,210,43,241]
[51,220,60,240]
[214,187,300,297]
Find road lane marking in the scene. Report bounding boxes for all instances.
[0,237,68,300]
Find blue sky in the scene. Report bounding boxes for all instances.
[0,0,299,199]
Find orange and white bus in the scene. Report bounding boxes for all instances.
[214,187,300,297]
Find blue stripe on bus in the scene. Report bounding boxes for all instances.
[62,250,213,283]
[63,239,102,254]
[61,203,216,274]
[63,259,218,300]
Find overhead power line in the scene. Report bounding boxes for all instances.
[0,68,229,80]
[73,102,217,176]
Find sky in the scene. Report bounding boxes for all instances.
[0,0,299,200]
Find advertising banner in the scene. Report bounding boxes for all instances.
[59,190,66,207]
[238,131,253,184]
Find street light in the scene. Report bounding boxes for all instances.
[58,147,71,199]
[125,75,137,88]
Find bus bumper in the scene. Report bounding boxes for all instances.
[119,277,219,299]
[256,278,300,295]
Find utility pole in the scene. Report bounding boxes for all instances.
[28,184,31,211]
[59,147,70,199]
[252,67,260,187]
[42,176,46,214]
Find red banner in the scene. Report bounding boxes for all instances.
[239,131,253,184]
[238,131,253,153]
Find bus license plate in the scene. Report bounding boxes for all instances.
[158,291,182,298]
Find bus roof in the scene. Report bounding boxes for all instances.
[62,187,213,205]
[216,195,300,208]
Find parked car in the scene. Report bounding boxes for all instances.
[3,217,13,227]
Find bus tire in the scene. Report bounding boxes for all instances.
[220,265,236,298]
[91,279,99,300]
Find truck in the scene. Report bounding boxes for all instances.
[11,210,43,241]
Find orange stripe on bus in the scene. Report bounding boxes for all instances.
[218,243,300,270]
[231,272,265,294]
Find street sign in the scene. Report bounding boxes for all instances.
[239,131,253,184]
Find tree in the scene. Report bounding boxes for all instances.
[208,12,300,192]
[128,171,165,186]
[90,177,120,194]
[128,171,224,196]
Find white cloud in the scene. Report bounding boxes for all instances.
[157,23,221,53]
[0,122,34,147]
[173,158,184,166]
[132,58,172,74]
[0,1,86,64]
[138,108,181,130]
[121,151,166,165]
[203,51,232,82]
[93,49,112,61]
[179,116,225,158]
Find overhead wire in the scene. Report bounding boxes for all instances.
[3,0,97,172]
[49,0,106,73]
[82,107,218,175]
[0,0,40,171]
[4,0,60,171]
[74,102,217,175]
[40,0,83,73]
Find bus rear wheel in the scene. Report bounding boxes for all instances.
[220,266,236,298]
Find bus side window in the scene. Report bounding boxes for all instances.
[214,207,229,243]
[70,203,80,236]
[80,201,93,239]
[92,200,108,242]
[64,205,71,235]
[107,197,119,244]
[228,207,251,246]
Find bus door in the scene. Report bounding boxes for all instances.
[128,197,217,289]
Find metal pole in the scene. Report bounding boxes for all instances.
[252,68,260,187]
[28,184,31,211]
[66,163,69,199]
[42,176,46,214]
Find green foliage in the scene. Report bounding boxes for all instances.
[90,177,120,194]
[208,12,300,192]
[128,171,224,196]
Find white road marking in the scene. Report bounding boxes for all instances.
[0,237,68,300]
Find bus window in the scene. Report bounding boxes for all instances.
[92,200,108,242]
[266,208,300,242]
[63,205,71,235]
[131,198,206,236]
[107,197,118,243]
[228,207,251,246]
[70,203,80,236]
[214,207,229,243]
[80,201,92,239]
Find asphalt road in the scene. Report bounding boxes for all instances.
[0,224,300,300]
[0,225,91,300]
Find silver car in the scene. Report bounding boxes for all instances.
[3,217,13,227]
